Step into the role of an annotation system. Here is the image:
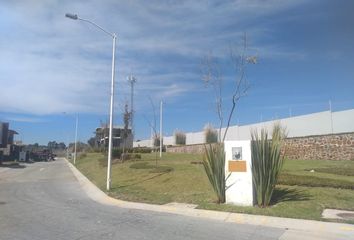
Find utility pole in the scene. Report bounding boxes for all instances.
[62,112,70,160]
[74,114,78,165]
[159,100,163,158]
[127,74,136,140]
[329,100,333,133]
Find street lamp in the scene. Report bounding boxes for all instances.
[63,112,78,165]
[160,100,163,158]
[65,13,117,191]
[74,114,78,165]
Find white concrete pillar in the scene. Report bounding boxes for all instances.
[224,140,254,206]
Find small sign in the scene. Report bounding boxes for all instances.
[232,147,242,160]
[228,160,247,172]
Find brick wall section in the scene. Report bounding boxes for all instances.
[166,132,354,160]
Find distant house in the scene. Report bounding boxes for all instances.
[93,125,133,149]
[0,122,19,161]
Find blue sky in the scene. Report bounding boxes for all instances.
[0,0,353,145]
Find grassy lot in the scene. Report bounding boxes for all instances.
[74,152,354,222]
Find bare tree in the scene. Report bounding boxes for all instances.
[143,96,160,166]
[201,33,257,203]
[202,33,257,142]
[201,51,224,141]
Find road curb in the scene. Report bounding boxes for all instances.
[64,158,354,240]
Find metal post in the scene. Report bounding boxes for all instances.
[62,112,70,160]
[74,114,78,164]
[65,13,117,191]
[107,34,116,191]
[131,79,134,138]
[329,100,333,134]
[159,101,163,158]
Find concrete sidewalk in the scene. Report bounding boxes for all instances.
[65,158,354,240]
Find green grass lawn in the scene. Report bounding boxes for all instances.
[74,152,354,223]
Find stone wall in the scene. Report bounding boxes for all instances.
[166,144,211,155]
[283,132,354,161]
[166,132,354,161]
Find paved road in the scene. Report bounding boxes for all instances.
[0,159,284,240]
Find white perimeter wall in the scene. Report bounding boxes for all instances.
[133,109,354,147]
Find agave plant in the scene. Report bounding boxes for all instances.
[251,124,286,207]
[204,123,218,143]
[174,130,186,145]
[202,143,230,203]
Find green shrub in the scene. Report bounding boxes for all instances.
[129,162,173,173]
[251,123,287,207]
[112,148,123,159]
[202,143,229,203]
[133,147,152,154]
[174,130,186,145]
[98,157,107,167]
[78,153,87,159]
[130,162,154,169]
[121,153,142,161]
[308,167,354,177]
[278,173,354,189]
[204,124,218,143]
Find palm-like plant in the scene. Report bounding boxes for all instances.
[202,143,230,203]
[251,124,286,207]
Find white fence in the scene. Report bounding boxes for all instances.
[133,109,354,147]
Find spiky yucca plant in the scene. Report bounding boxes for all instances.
[204,124,218,143]
[174,131,186,145]
[251,124,286,207]
[202,143,230,203]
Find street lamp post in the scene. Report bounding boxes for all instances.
[65,13,116,191]
[73,114,78,165]
[160,101,163,158]
[63,112,78,163]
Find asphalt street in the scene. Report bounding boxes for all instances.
[0,159,285,240]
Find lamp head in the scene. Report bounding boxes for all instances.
[65,13,78,20]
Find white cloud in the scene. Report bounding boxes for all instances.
[0,0,307,115]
